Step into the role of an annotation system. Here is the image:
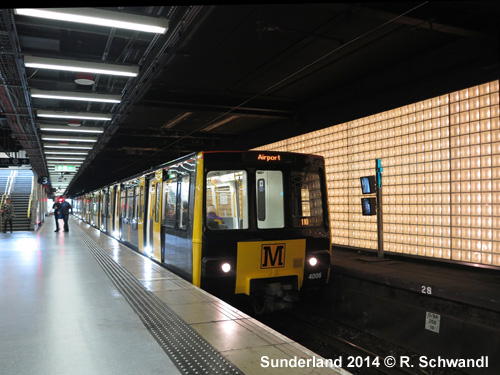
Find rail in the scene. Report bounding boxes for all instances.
[27,174,35,219]
[1,171,15,228]
[1,170,16,207]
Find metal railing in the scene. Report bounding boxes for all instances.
[27,174,34,219]
[1,170,16,207]
[1,170,16,228]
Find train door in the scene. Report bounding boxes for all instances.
[153,170,163,261]
[113,185,121,238]
[97,191,102,229]
[255,170,285,229]
[138,177,146,253]
[109,186,115,235]
[144,176,155,255]
[119,185,126,240]
[102,189,108,232]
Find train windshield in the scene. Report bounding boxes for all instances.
[291,171,324,227]
[206,170,248,230]
[206,168,324,229]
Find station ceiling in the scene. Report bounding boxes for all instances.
[0,3,498,196]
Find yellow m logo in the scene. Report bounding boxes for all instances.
[261,244,285,269]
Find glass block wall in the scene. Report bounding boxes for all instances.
[254,80,500,267]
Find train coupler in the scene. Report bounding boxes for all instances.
[252,282,299,313]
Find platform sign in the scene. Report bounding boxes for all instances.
[425,312,441,333]
[54,165,75,172]
[0,158,29,166]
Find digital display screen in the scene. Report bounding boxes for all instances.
[361,197,377,216]
[360,176,376,194]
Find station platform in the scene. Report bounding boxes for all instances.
[0,216,346,375]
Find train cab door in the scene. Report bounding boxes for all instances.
[138,177,146,254]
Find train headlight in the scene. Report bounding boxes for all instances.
[308,257,318,267]
[202,258,234,277]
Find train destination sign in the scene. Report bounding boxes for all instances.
[257,153,282,162]
[55,165,76,171]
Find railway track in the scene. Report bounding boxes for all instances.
[251,297,466,375]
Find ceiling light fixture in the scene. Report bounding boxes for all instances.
[37,110,112,121]
[201,116,239,132]
[24,55,139,77]
[14,8,168,34]
[47,161,82,165]
[46,157,86,161]
[44,144,93,150]
[45,151,88,155]
[31,89,121,104]
[41,135,98,142]
[39,125,104,133]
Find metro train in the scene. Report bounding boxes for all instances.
[73,151,331,312]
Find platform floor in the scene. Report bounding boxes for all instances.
[0,217,345,375]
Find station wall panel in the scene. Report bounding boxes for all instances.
[254,80,500,267]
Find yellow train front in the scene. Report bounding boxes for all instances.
[75,151,332,312]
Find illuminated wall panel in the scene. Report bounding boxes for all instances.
[254,80,500,267]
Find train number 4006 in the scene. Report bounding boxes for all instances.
[308,272,322,280]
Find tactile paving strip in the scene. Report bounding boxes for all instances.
[76,229,241,375]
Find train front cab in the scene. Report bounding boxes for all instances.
[200,151,331,312]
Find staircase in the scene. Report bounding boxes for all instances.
[2,170,33,232]
[0,170,9,194]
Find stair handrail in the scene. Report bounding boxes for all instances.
[28,174,35,219]
[1,170,15,208]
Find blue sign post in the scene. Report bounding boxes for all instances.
[376,159,384,258]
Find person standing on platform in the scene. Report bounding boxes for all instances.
[52,198,62,232]
[59,197,73,232]
[0,197,15,233]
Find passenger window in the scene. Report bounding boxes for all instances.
[179,175,190,230]
[155,182,161,224]
[291,172,324,227]
[127,188,134,220]
[134,187,140,223]
[162,178,177,228]
[139,185,144,221]
[206,170,248,230]
[120,189,126,219]
[256,170,284,229]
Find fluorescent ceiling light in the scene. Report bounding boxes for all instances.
[45,151,88,155]
[39,125,104,133]
[44,144,93,150]
[201,116,238,132]
[24,55,138,77]
[15,8,168,34]
[46,157,86,161]
[31,89,121,104]
[47,161,82,165]
[42,135,97,142]
[37,110,112,121]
